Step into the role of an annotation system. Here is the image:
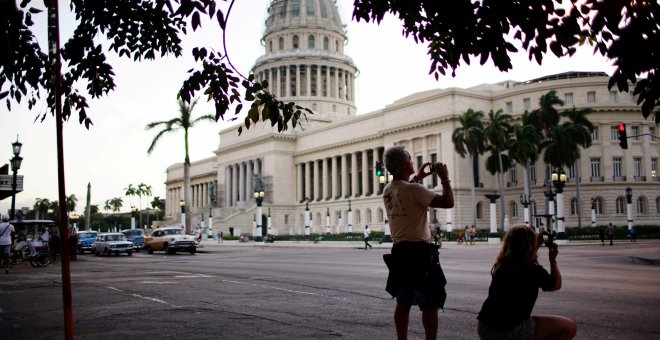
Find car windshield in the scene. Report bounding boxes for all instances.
[105,234,127,241]
[123,230,144,237]
[164,229,182,235]
[78,232,97,239]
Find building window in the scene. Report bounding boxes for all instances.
[649,126,655,139]
[284,214,289,224]
[269,41,273,52]
[637,197,646,214]
[509,166,517,184]
[609,91,618,103]
[657,197,660,214]
[308,35,315,49]
[278,37,284,50]
[564,93,574,105]
[611,126,619,140]
[510,202,518,217]
[591,126,599,141]
[335,40,339,52]
[613,157,623,177]
[652,158,658,177]
[506,101,513,113]
[634,157,642,177]
[291,0,300,16]
[530,164,536,183]
[292,35,299,49]
[569,163,577,180]
[306,0,315,15]
[591,158,601,178]
[323,37,329,50]
[570,198,578,215]
[631,126,640,141]
[616,197,625,214]
[476,202,483,219]
[319,0,327,17]
[587,91,596,103]
[523,98,531,110]
[594,198,603,214]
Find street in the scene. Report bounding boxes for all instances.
[1,241,659,339]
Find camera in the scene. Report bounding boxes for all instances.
[543,231,555,247]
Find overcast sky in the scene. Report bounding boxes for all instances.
[1,0,614,215]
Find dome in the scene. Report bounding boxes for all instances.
[264,0,345,36]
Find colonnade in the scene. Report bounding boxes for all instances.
[225,158,264,207]
[255,63,354,101]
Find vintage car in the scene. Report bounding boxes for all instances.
[121,229,145,251]
[144,227,196,254]
[93,233,134,256]
[76,230,98,254]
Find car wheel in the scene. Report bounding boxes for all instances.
[94,250,99,256]
[164,243,172,255]
[127,251,132,256]
[105,248,111,256]
[189,248,196,255]
[146,246,153,254]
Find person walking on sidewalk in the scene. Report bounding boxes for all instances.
[363,225,372,250]
[0,215,15,274]
[607,223,615,246]
[382,145,454,340]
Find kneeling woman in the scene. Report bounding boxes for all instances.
[477,225,577,339]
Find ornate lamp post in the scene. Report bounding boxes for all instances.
[625,187,633,231]
[347,198,353,238]
[551,168,567,243]
[304,197,310,239]
[253,189,265,243]
[325,207,331,234]
[179,200,186,232]
[267,208,272,238]
[520,194,531,226]
[590,198,597,227]
[10,137,23,220]
[130,206,137,229]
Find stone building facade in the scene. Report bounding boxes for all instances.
[164,0,660,236]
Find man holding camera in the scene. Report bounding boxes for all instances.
[382,145,454,340]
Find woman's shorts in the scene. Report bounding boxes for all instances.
[396,289,440,311]
[477,318,535,340]
[0,244,10,255]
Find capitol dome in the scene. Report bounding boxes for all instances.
[253,0,358,122]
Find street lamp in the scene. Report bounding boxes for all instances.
[590,198,597,227]
[325,207,331,234]
[254,189,265,242]
[625,187,633,231]
[130,206,137,229]
[551,168,567,242]
[519,194,531,226]
[304,197,310,239]
[10,137,23,220]
[179,200,186,232]
[347,198,353,238]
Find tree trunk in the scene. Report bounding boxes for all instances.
[471,153,479,228]
[497,152,506,229]
[575,159,582,228]
[183,162,191,234]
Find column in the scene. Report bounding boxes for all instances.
[361,150,368,196]
[334,67,339,98]
[276,66,281,98]
[296,64,300,97]
[239,162,246,203]
[255,158,262,177]
[232,164,238,206]
[285,64,291,97]
[322,157,329,200]
[486,194,500,244]
[306,64,311,96]
[435,134,442,188]
[331,156,338,199]
[297,163,303,202]
[304,161,311,200]
[422,135,430,188]
[351,152,359,197]
[225,168,231,207]
[316,65,321,97]
[316,159,323,200]
[342,154,349,198]
[247,160,254,199]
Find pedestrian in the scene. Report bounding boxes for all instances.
[363,225,372,250]
[464,225,470,246]
[598,225,605,246]
[607,223,615,246]
[382,146,454,340]
[217,230,222,244]
[456,231,464,245]
[0,215,15,274]
[477,225,577,340]
[629,226,636,243]
[469,225,477,246]
[434,225,441,246]
[47,227,60,262]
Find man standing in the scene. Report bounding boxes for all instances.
[607,223,615,246]
[0,215,15,274]
[363,225,372,250]
[382,146,454,340]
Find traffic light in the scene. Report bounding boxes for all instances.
[375,161,383,177]
[617,123,628,149]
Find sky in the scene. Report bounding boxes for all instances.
[0,0,614,215]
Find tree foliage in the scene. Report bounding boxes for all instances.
[353,0,660,121]
[0,0,310,133]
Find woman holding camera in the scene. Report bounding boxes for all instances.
[477,225,576,339]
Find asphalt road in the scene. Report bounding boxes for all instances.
[1,241,659,339]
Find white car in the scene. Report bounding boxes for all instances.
[144,227,197,255]
[93,233,134,256]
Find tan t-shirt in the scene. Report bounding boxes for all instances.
[383,180,437,243]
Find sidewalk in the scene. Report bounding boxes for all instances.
[196,238,660,265]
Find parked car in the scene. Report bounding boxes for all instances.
[93,233,134,256]
[76,230,98,254]
[144,227,196,255]
[121,229,145,251]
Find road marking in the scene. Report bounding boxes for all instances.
[220,279,347,301]
[107,286,178,307]
[174,274,212,278]
[140,281,176,284]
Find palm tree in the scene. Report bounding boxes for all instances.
[452,109,486,229]
[483,109,513,228]
[34,197,50,220]
[103,199,112,213]
[137,183,153,227]
[66,194,78,216]
[561,107,595,227]
[110,197,123,212]
[48,200,59,220]
[509,113,542,221]
[151,196,165,221]
[146,97,216,233]
[124,184,138,208]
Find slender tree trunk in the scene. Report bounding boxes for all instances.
[575,159,582,228]
[497,152,505,229]
[471,153,479,228]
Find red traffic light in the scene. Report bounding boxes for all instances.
[618,123,625,132]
